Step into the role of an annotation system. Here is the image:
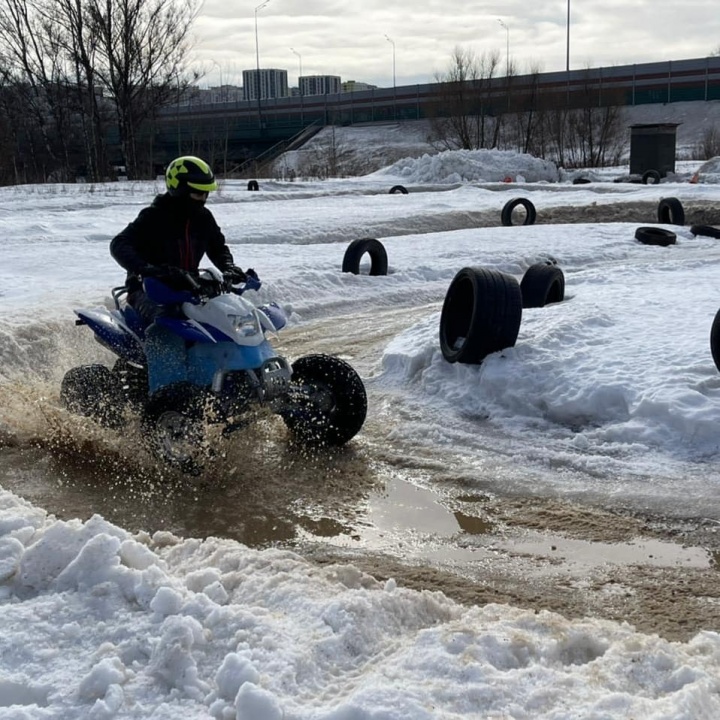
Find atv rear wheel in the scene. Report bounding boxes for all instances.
[60,364,127,429]
[283,354,367,446]
[142,382,212,474]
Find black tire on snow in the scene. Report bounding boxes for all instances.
[342,238,388,276]
[60,364,127,428]
[521,263,565,308]
[572,177,592,185]
[247,180,259,191]
[501,197,537,227]
[657,197,685,226]
[634,226,677,247]
[141,382,212,474]
[439,267,523,365]
[642,169,661,185]
[389,185,408,194]
[283,354,367,446]
[691,225,720,239]
[711,309,720,373]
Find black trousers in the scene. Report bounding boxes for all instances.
[127,290,162,326]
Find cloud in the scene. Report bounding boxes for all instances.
[190,1,720,88]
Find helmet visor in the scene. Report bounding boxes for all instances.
[187,178,218,192]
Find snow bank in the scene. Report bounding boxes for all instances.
[369,148,560,184]
[2,487,720,719]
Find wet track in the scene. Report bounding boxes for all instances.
[2,198,720,641]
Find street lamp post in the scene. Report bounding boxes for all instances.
[291,46,304,124]
[254,0,270,129]
[384,34,396,121]
[497,19,509,77]
[384,34,396,88]
[566,0,570,72]
[290,47,302,93]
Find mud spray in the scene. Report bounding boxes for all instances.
[0,317,377,547]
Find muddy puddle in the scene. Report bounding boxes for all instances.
[2,365,719,643]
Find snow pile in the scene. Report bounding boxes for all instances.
[692,155,720,183]
[2,487,720,719]
[272,121,438,179]
[370,148,560,184]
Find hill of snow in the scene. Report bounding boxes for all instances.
[271,100,720,179]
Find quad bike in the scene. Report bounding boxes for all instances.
[60,268,367,473]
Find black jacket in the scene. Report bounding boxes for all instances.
[110,193,235,283]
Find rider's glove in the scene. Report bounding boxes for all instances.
[139,264,165,278]
[245,268,258,280]
[223,265,247,284]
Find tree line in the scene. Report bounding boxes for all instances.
[0,0,200,184]
[428,47,628,168]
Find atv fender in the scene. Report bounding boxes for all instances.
[75,308,145,365]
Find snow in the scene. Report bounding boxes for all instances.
[694,155,720,183]
[370,148,560,184]
[2,118,720,717]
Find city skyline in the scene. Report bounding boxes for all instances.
[191,1,720,89]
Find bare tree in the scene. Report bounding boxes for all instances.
[428,46,501,151]
[557,70,627,167]
[50,0,113,181]
[694,125,720,159]
[0,0,76,179]
[84,0,201,178]
[0,0,201,182]
[506,61,543,155]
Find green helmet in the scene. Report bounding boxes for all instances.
[165,155,218,196]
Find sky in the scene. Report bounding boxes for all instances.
[2,123,720,715]
[190,0,720,89]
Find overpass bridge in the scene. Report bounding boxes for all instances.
[139,56,720,173]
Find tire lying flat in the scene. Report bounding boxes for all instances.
[439,267,522,365]
[634,227,677,247]
[691,225,720,239]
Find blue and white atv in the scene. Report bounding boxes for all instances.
[60,268,367,473]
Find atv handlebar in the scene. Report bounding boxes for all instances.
[140,267,262,306]
[236,274,262,294]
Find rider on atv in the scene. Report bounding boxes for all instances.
[110,155,252,324]
[61,156,367,472]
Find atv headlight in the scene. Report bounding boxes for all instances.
[230,312,261,337]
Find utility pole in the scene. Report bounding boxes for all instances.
[254,0,270,130]
[566,0,570,72]
[384,34,396,120]
[291,47,302,94]
[497,19,509,77]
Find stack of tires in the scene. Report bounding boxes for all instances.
[439,262,565,365]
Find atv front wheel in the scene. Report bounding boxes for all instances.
[142,382,212,474]
[60,364,127,429]
[282,354,367,446]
